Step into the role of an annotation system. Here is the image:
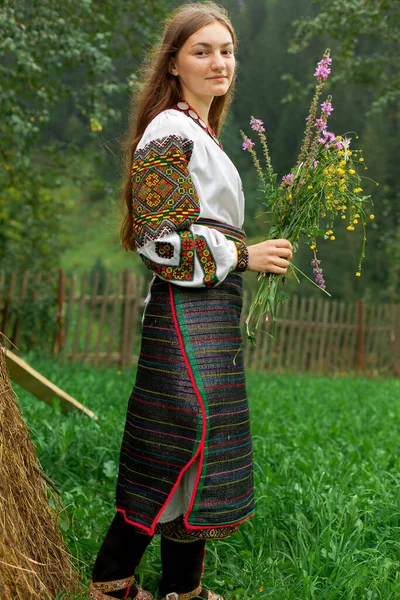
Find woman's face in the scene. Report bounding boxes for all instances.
[170,21,235,106]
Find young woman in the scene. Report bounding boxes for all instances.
[88,3,292,599]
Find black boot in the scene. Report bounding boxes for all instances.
[158,536,208,599]
[92,512,153,598]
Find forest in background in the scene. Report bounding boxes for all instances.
[1,0,399,304]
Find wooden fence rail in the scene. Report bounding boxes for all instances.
[1,269,399,376]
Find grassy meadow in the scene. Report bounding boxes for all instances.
[14,354,400,599]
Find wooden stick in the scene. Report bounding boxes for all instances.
[4,347,97,419]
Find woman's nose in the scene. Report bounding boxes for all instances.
[211,53,226,70]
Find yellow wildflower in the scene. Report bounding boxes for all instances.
[341,215,346,219]
[359,157,364,162]
[353,219,359,224]
[349,169,356,175]
[354,213,360,218]
[347,225,355,231]
[307,185,313,190]
[310,244,316,250]
[337,167,345,176]
[370,214,375,219]
[325,230,333,235]
[356,272,361,277]
[339,160,346,167]
[354,187,363,193]
[337,136,343,141]
[330,235,336,240]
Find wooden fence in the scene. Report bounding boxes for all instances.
[1,269,399,376]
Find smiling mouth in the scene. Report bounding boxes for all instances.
[208,76,227,79]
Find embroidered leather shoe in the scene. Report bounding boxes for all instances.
[164,587,224,600]
[88,575,153,599]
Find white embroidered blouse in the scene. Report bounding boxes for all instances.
[132,101,247,287]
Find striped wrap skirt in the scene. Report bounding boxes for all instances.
[116,223,254,538]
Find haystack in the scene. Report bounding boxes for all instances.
[0,334,80,599]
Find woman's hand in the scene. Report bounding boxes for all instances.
[247,239,293,274]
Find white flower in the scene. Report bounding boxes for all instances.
[342,136,352,161]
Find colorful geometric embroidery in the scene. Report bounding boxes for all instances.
[234,242,249,272]
[141,230,196,282]
[195,236,217,287]
[155,241,174,259]
[156,515,239,540]
[173,100,223,150]
[132,136,199,249]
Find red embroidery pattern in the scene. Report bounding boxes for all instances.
[155,241,174,259]
[132,136,199,249]
[195,236,217,287]
[142,230,196,282]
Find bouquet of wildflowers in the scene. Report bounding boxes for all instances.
[241,50,377,342]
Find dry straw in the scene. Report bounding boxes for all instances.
[0,333,80,599]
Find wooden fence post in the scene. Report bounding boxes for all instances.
[54,268,65,355]
[356,298,365,374]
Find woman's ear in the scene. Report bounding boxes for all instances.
[169,61,179,76]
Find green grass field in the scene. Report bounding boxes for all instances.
[15,355,400,599]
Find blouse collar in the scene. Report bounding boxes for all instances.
[172,99,223,150]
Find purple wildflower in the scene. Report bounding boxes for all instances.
[324,131,336,143]
[300,179,306,185]
[282,173,295,186]
[242,137,255,152]
[335,142,343,150]
[321,100,333,116]
[314,52,332,81]
[319,130,336,145]
[314,118,326,129]
[250,118,265,133]
[313,160,319,169]
[311,257,326,289]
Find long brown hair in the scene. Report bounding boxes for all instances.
[120,1,237,252]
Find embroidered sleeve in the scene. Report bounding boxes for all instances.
[132,135,237,287]
[233,242,249,272]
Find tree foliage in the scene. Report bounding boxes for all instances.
[290,0,400,114]
[0,0,172,272]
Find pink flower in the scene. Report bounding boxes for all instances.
[319,130,336,145]
[324,131,336,143]
[314,118,326,129]
[250,118,265,133]
[336,142,343,149]
[314,52,332,81]
[242,137,255,152]
[321,101,333,116]
[311,258,326,289]
[282,173,295,186]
